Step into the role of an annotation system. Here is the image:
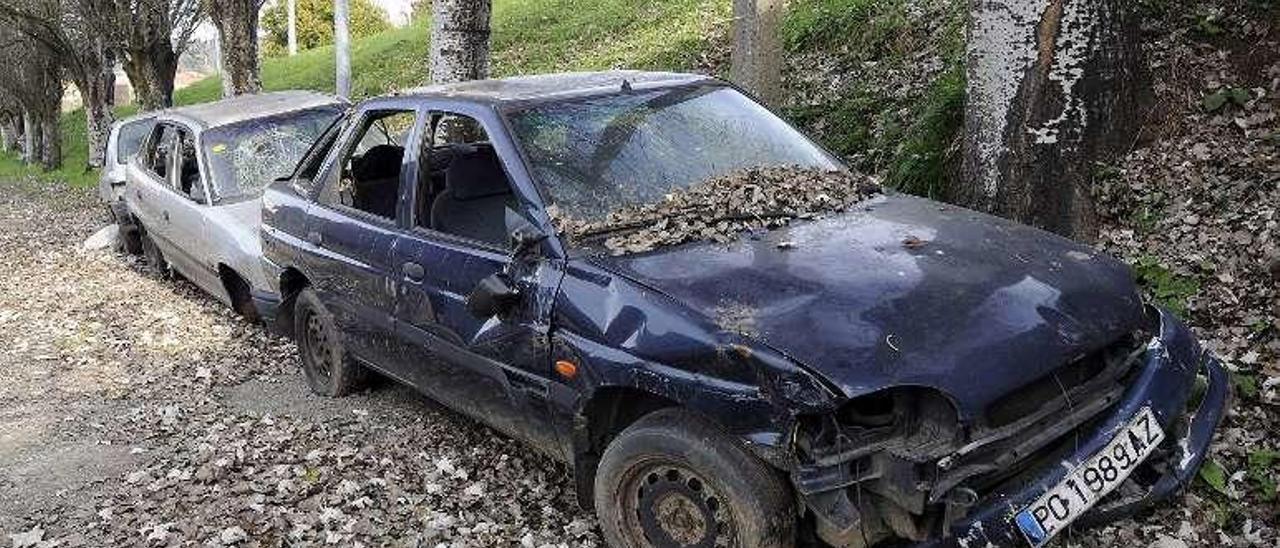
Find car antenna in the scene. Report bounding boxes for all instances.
[620,78,632,92]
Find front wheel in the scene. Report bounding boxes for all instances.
[293,288,365,396]
[594,408,796,548]
[137,224,169,277]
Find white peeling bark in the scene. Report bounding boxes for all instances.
[430,0,492,84]
[729,0,784,106]
[960,0,1144,240]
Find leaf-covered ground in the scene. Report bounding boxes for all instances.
[0,180,597,546]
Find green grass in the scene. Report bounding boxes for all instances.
[781,0,967,197]
[3,0,729,188]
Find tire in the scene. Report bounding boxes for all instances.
[293,288,365,396]
[594,408,796,548]
[137,224,169,277]
[223,271,261,322]
[117,214,143,255]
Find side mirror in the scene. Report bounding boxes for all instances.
[466,272,521,318]
[505,209,547,259]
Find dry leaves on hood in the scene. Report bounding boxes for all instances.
[548,165,881,255]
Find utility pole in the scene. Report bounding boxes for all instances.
[335,0,351,97]
[288,0,298,56]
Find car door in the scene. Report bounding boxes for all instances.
[391,107,564,457]
[159,125,222,297]
[129,124,177,244]
[297,105,420,369]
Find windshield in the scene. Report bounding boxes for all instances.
[201,105,344,201]
[116,118,155,165]
[507,85,841,223]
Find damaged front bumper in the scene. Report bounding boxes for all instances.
[797,307,1230,547]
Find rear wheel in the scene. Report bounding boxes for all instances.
[294,288,365,396]
[595,408,796,548]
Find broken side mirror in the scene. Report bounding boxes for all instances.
[505,209,548,260]
[466,272,521,319]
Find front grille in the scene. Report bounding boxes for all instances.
[929,334,1150,501]
[983,333,1147,430]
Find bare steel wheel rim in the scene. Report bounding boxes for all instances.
[303,311,333,381]
[617,458,736,548]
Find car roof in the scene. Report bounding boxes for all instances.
[157,90,348,130]
[397,70,718,104]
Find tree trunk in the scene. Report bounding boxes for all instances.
[22,110,39,164]
[79,40,117,168]
[210,0,264,97]
[960,0,1145,241]
[430,0,492,84]
[729,0,784,106]
[335,0,351,97]
[0,115,17,153]
[39,109,60,170]
[122,45,178,110]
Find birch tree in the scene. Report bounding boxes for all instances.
[429,0,491,84]
[729,0,783,106]
[207,0,265,97]
[959,0,1145,240]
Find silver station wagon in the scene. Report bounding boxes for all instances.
[124,91,347,320]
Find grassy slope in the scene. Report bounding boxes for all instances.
[1,0,729,188]
[781,0,966,198]
[3,0,965,194]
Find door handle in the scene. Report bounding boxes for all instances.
[163,211,170,223]
[135,189,143,200]
[306,231,323,246]
[402,261,425,281]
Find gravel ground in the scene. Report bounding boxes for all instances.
[0,178,599,547]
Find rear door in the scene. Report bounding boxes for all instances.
[128,124,177,241]
[390,107,564,457]
[296,104,422,369]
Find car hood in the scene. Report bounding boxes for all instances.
[587,194,1147,418]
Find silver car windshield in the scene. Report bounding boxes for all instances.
[506,85,840,222]
[201,105,344,202]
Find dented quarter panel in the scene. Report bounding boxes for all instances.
[589,193,1149,420]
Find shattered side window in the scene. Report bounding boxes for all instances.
[200,105,344,202]
[117,118,156,165]
[506,85,841,223]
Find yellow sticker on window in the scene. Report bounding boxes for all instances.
[211,143,227,153]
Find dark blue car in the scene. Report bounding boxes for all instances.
[259,71,1228,548]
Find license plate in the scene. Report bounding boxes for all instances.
[1014,407,1165,547]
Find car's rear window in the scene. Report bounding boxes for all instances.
[201,105,344,202]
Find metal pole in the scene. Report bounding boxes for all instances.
[334,0,351,98]
[288,0,298,56]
